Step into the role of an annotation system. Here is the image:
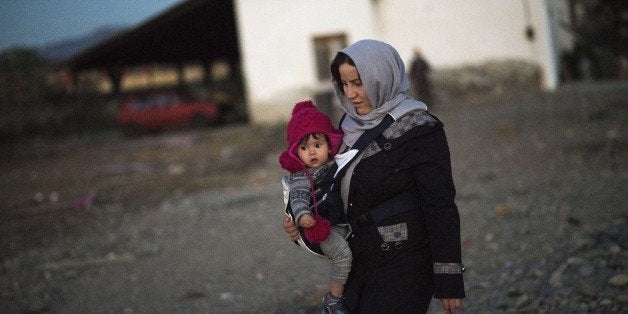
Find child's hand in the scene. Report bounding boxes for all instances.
[298,214,316,228]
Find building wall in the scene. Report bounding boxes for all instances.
[380,1,532,63]
[235,0,377,123]
[236,0,569,124]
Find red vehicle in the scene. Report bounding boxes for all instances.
[117,89,221,135]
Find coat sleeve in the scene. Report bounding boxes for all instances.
[412,128,465,299]
[287,173,313,224]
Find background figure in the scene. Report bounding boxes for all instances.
[409,48,433,107]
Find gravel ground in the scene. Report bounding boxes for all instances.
[0,80,626,313]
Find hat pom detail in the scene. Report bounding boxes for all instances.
[292,100,316,114]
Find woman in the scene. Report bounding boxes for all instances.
[283,39,465,313]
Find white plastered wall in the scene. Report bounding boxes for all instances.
[235,0,376,124]
[235,0,569,124]
[379,0,566,89]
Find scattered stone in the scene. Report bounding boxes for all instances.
[608,274,628,288]
[49,191,59,203]
[167,163,186,175]
[549,263,568,287]
[220,146,234,159]
[34,192,45,204]
[494,204,509,216]
[484,233,495,241]
[609,244,621,255]
[578,283,597,298]
[219,292,235,302]
[515,294,531,309]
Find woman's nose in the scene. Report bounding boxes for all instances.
[345,86,357,98]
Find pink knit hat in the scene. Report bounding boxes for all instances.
[279,100,343,173]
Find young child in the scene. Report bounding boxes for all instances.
[279,100,351,314]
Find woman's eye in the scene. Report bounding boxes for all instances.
[315,143,322,148]
[299,146,306,150]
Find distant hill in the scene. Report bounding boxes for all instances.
[38,25,127,62]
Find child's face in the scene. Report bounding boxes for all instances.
[297,134,330,169]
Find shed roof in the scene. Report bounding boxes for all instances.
[64,0,238,71]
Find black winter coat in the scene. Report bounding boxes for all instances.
[339,112,465,310]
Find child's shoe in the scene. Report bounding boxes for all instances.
[321,291,347,314]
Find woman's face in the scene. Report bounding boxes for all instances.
[339,63,373,115]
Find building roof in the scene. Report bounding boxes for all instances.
[64,0,238,71]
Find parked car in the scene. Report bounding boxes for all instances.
[117,89,222,135]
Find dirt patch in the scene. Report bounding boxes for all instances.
[1,81,626,312]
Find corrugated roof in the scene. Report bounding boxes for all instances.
[64,0,238,70]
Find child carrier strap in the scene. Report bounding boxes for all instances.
[348,187,420,231]
[327,114,395,180]
[285,114,395,257]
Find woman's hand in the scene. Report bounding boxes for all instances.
[441,299,461,313]
[283,215,300,241]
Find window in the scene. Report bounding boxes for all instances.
[313,34,347,81]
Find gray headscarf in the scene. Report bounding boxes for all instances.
[332,39,428,147]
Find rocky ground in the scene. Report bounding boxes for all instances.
[0,80,626,313]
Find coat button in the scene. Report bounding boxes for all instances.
[383,142,392,150]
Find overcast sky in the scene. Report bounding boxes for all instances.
[0,0,183,51]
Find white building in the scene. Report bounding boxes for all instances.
[235,0,571,124]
